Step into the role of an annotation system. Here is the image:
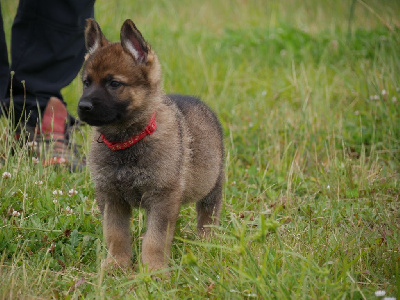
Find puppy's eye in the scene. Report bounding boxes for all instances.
[109,81,122,89]
[83,79,90,88]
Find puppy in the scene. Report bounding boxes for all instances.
[78,19,224,272]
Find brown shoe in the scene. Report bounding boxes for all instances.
[26,97,86,171]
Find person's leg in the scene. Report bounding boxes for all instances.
[7,0,95,127]
[1,0,94,169]
[0,3,10,103]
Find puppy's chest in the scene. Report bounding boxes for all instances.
[91,147,152,190]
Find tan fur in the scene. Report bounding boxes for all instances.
[79,19,224,272]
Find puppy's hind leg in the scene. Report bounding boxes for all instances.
[196,172,223,237]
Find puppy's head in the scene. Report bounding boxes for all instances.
[78,19,161,127]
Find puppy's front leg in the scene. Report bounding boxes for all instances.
[103,199,132,268]
[142,192,180,271]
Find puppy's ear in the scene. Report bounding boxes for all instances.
[85,18,109,54]
[120,19,148,63]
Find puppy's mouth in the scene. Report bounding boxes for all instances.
[79,116,117,127]
[78,104,118,127]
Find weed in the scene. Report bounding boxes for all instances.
[0,0,399,298]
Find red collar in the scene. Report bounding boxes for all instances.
[100,113,157,151]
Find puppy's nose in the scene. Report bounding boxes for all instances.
[78,100,93,112]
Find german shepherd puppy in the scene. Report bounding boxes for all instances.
[78,19,224,272]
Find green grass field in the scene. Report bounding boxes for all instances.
[1,0,399,298]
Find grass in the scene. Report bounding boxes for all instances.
[1,0,400,298]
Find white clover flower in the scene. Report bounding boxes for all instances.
[68,189,78,197]
[53,190,63,196]
[32,157,39,164]
[381,89,388,96]
[53,199,58,204]
[12,210,20,217]
[375,290,386,297]
[327,185,331,190]
[34,180,43,185]
[383,297,396,300]
[65,206,73,214]
[2,172,11,179]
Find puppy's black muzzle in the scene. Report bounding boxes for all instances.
[77,85,113,125]
[78,100,94,112]
[77,96,108,126]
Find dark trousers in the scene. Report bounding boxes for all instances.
[0,0,94,127]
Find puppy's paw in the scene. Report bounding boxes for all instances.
[197,226,212,239]
[151,269,171,281]
[102,255,132,271]
[142,262,170,281]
